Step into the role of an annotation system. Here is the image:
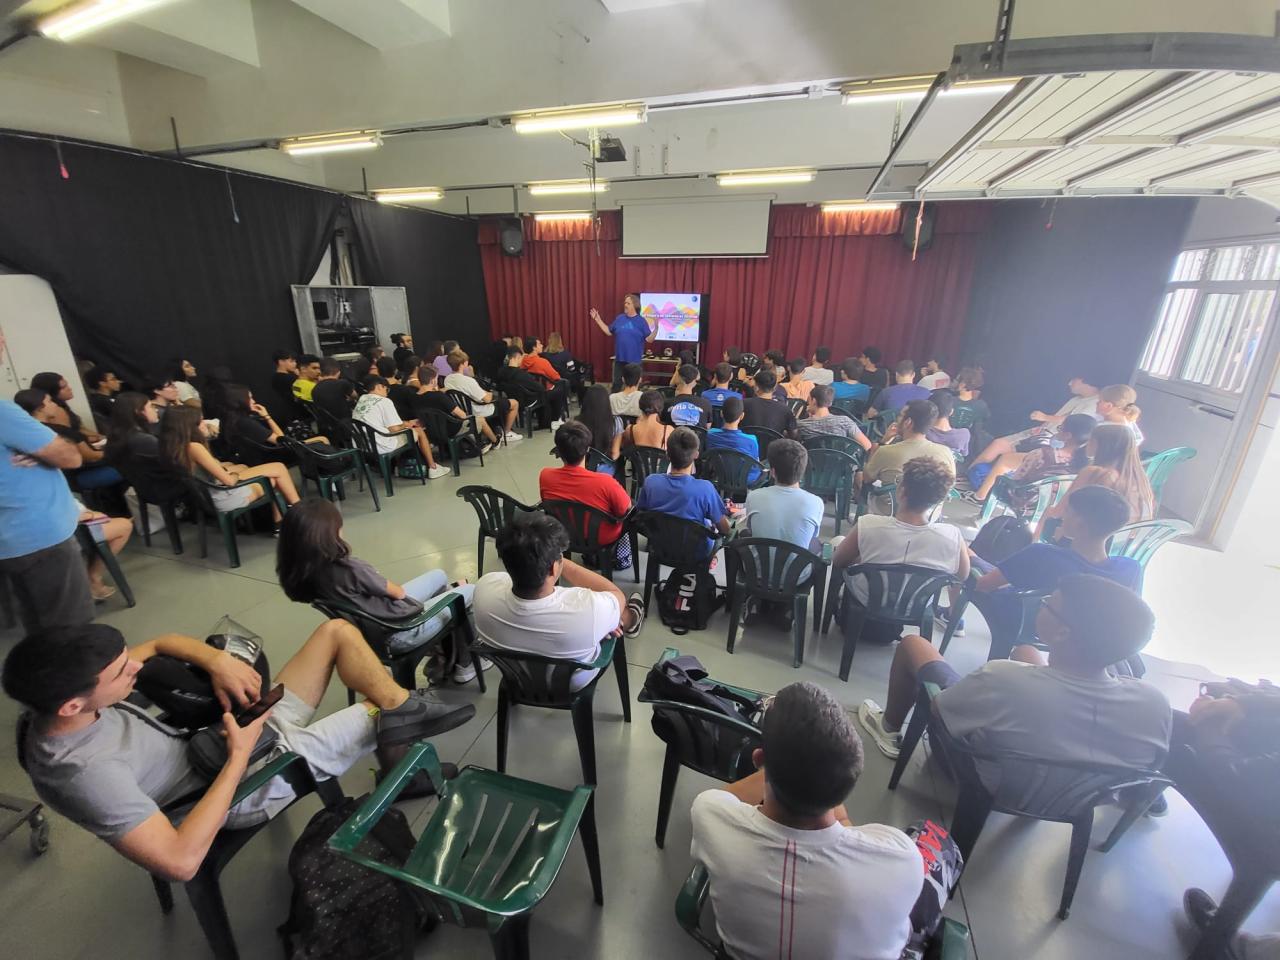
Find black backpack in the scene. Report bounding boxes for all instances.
[969,514,1032,564]
[656,566,722,634]
[278,794,433,960]
[641,654,764,725]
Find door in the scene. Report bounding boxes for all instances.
[0,274,95,428]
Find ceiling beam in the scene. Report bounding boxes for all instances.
[1145,149,1270,187]
[1178,95,1280,145]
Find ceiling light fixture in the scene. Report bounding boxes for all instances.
[533,211,594,222]
[512,104,646,134]
[717,169,816,187]
[373,187,443,203]
[279,131,382,156]
[821,200,901,213]
[841,75,935,103]
[36,0,174,41]
[944,78,1017,97]
[527,180,609,196]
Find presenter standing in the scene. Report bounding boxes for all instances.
[591,293,656,390]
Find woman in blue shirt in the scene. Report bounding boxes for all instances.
[591,293,656,390]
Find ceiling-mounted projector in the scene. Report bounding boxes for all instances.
[594,137,627,162]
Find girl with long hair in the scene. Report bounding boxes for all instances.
[276,498,483,681]
[16,388,122,490]
[1035,422,1154,538]
[105,391,161,460]
[622,390,673,449]
[159,405,299,522]
[220,383,288,457]
[166,358,202,407]
[575,384,622,464]
[31,371,100,442]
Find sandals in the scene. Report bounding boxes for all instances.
[623,592,646,637]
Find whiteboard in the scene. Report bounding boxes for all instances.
[621,197,772,258]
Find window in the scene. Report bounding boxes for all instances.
[1139,242,1280,395]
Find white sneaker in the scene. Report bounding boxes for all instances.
[427,464,451,480]
[503,431,524,444]
[857,699,901,759]
[550,420,565,430]
[451,655,492,684]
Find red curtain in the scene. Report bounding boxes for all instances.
[478,202,992,374]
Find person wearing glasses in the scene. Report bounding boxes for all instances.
[856,574,1171,782]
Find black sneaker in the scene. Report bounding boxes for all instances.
[1183,888,1217,932]
[376,690,475,749]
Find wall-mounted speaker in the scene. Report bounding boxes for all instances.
[499,217,524,257]
[901,202,935,253]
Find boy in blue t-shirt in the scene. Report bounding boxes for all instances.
[702,362,743,410]
[706,396,761,485]
[636,427,731,555]
[830,358,872,405]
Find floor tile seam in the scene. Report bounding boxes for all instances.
[126,550,285,587]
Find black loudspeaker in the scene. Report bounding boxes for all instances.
[499,217,524,257]
[901,202,935,253]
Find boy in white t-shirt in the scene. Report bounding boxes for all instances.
[691,681,923,960]
[442,349,522,443]
[352,376,450,478]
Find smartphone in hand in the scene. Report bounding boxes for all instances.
[235,683,284,726]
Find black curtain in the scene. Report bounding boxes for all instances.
[349,199,491,360]
[0,134,342,404]
[961,197,1195,434]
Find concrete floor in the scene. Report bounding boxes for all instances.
[2,435,1278,960]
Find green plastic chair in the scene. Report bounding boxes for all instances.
[700,448,768,501]
[801,433,866,464]
[865,407,900,443]
[800,447,860,536]
[724,538,831,669]
[1142,445,1196,507]
[480,632,631,786]
[830,397,869,421]
[1107,518,1193,571]
[281,436,380,512]
[978,472,1076,526]
[347,418,426,497]
[456,485,540,576]
[186,475,285,568]
[327,742,603,960]
[675,862,972,959]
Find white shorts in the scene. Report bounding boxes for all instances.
[225,687,376,829]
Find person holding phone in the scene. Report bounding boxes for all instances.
[590,293,656,391]
[3,618,476,883]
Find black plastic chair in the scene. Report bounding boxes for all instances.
[618,445,670,500]
[541,499,639,583]
[75,522,135,608]
[118,452,190,555]
[634,510,724,609]
[786,397,807,419]
[700,448,767,502]
[724,538,829,668]
[311,404,353,449]
[479,633,630,786]
[639,647,763,848]
[281,437,380,512]
[800,447,860,536]
[801,433,866,463]
[824,563,956,680]
[690,425,709,450]
[347,419,426,497]
[16,711,344,960]
[585,447,618,476]
[831,397,869,421]
[456,485,540,576]
[419,407,485,475]
[740,425,783,459]
[888,686,1169,919]
[312,592,485,703]
[226,428,294,469]
[185,476,284,569]
[939,574,1049,659]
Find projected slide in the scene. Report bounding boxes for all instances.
[642,292,701,342]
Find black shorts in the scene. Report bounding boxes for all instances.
[0,535,95,633]
[917,659,962,690]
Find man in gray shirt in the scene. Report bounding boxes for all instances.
[796,384,871,450]
[3,620,475,881]
[856,574,1171,788]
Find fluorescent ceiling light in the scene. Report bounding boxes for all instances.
[527,180,608,196]
[717,169,816,187]
[534,211,593,222]
[841,75,934,103]
[373,187,443,203]
[821,201,901,213]
[513,104,646,134]
[944,79,1017,97]
[36,0,174,41]
[279,132,382,156]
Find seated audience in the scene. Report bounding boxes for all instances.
[857,576,1171,784]
[575,384,623,464]
[965,412,1093,505]
[391,332,415,369]
[541,422,632,566]
[495,344,562,429]
[104,392,161,461]
[856,346,890,394]
[797,384,871,449]
[706,396,761,483]
[801,346,835,385]
[969,375,1100,470]
[518,336,561,384]
[73,499,132,602]
[310,358,355,424]
[1034,422,1154,539]
[691,681,924,960]
[961,485,1141,658]
[31,371,101,443]
[290,355,322,402]
[543,331,589,402]
[420,340,444,377]
[782,358,815,401]
[861,400,955,512]
[831,359,871,404]
[751,353,787,399]
[609,362,645,418]
[375,357,399,384]
[1096,383,1144,445]
[869,360,930,417]
[636,427,731,551]
[409,363,495,451]
[621,390,673,449]
[664,364,713,429]
[433,340,462,380]
[268,351,306,424]
[220,383,323,457]
[950,367,989,427]
[702,363,743,409]
[473,511,644,690]
[925,391,970,458]
[85,367,121,428]
[744,439,823,551]
[167,358,201,408]
[159,406,299,525]
[353,376,451,479]
[2,619,476,879]
[276,498,481,681]
[143,376,181,417]
[508,339,569,425]
[918,359,951,390]
[444,349,521,443]
[16,389,121,492]
[742,369,797,437]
